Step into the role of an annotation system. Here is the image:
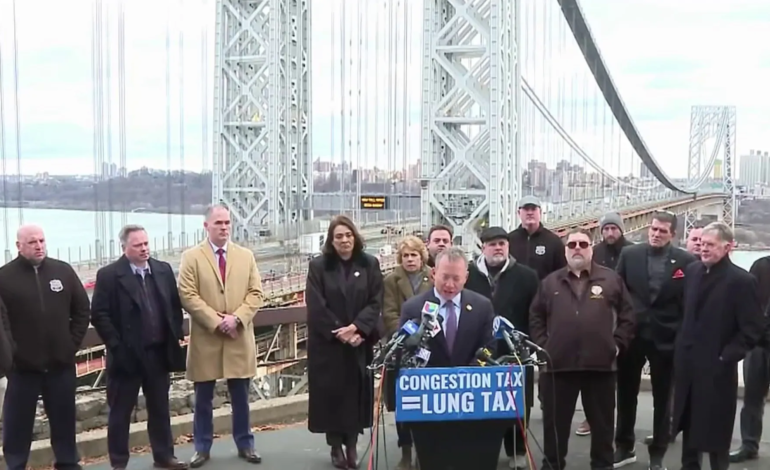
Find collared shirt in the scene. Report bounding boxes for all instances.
[131,263,151,278]
[434,287,462,331]
[210,240,228,263]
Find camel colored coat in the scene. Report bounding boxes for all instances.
[178,241,264,382]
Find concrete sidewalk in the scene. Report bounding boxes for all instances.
[85,390,770,469]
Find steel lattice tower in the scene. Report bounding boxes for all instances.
[685,106,737,233]
[212,0,313,241]
[420,0,521,253]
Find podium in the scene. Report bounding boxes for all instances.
[395,366,526,470]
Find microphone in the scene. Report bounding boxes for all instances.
[371,320,419,368]
[475,347,500,366]
[404,301,439,349]
[510,330,546,353]
[492,316,518,353]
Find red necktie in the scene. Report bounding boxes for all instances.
[217,248,226,285]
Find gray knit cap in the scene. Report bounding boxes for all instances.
[599,211,625,233]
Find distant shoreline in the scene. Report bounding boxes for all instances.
[2,202,198,216]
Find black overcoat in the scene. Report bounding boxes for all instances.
[90,256,187,376]
[305,251,383,435]
[671,257,764,452]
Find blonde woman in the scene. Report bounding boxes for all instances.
[382,235,432,470]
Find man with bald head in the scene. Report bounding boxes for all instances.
[0,224,91,470]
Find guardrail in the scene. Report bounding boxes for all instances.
[75,194,724,353]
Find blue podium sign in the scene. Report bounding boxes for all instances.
[395,366,525,422]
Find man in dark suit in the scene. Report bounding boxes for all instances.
[399,246,495,368]
[613,211,697,470]
[91,224,188,470]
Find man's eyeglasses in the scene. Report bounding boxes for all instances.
[566,241,590,249]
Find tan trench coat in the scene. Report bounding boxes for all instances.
[178,241,264,382]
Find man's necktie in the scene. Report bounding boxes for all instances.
[444,302,457,352]
[217,248,226,285]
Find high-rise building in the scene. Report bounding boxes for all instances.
[713,159,722,179]
[738,150,770,189]
[639,161,651,179]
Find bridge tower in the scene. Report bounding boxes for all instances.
[420,0,521,253]
[211,0,313,242]
[685,106,737,233]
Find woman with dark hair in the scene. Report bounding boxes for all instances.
[305,215,384,469]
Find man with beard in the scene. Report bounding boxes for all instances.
[673,222,763,470]
[508,196,566,280]
[530,229,635,470]
[465,227,539,470]
[425,225,453,267]
[685,227,703,259]
[729,252,770,463]
[576,211,633,437]
[613,211,697,470]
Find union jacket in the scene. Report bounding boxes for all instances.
[0,256,91,372]
[529,263,636,372]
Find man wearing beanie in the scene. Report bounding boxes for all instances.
[574,211,634,438]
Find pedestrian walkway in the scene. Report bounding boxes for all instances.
[84,391,770,469]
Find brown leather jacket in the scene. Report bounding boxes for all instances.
[529,263,635,372]
[382,266,432,336]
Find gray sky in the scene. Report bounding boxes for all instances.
[0,0,768,178]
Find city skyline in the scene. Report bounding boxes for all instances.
[0,0,768,180]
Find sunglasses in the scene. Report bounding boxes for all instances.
[566,241,590,249]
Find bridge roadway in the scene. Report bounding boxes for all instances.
[75,221,418,288]
[82,391,769,469]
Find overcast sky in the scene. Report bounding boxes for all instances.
[0,0,768,179]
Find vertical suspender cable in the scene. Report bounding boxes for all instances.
[386,0,393,227]
[340,0,348,212]
[10,0,23,225]
[178,0,187,246]
[354,0,362,224]
[401,0,409,225]
[201,0,208,177]
[330,2,337,211]
[104,0,115,258]
[165,1,173,250]
[118,0,127,227]
[0,17,9,261]
[92,0,106,263]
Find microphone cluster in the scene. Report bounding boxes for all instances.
[475,316,547,367]
[369,301,440,370]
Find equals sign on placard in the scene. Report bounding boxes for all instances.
[401,396,422,411]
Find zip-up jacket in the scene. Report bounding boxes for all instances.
[529,264,636,372]
[0,256,91,372]
[593,237,634,270]
[508,224,566,280]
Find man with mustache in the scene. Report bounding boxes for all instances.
[465,227,539,469]
[530,229,635,470]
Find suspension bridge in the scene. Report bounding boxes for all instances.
[0,0,751,467]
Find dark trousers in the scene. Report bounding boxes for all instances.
[396,423,413,447]
[615,337,673,461]
[738,347,770,453]
[2,365,80,470]
[503,406,531,456]
[681,398,729,470]
[326,432,358,447]
[193,378,253,453]
[540,371,615,470]
[106,347,174,467]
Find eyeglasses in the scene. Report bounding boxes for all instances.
[566,241,590,249]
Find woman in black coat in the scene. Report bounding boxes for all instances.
[305,215,383,469]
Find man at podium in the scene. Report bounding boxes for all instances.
[399,246,495,367]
